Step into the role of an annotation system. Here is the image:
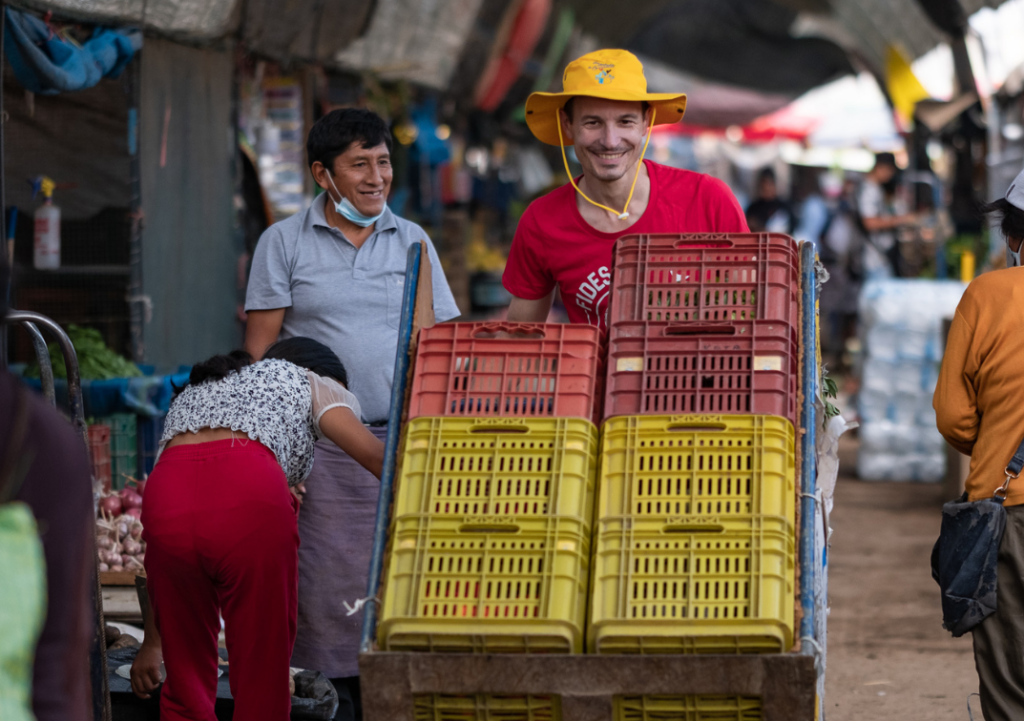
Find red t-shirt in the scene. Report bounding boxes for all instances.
[502,160,749,328]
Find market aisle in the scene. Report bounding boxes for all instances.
[825,436,977,720]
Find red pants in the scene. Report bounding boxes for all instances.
[142,439,299,721]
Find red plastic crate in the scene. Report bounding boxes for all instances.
[603,320,797,425]
[88,423,113,493]
[409,322,604,422]
[609,233,799,328]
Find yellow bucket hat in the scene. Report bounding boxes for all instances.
[525,48,687,146]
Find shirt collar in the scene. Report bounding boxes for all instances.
[308,192,398,235]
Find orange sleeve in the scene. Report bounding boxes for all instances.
[934,303,980,456]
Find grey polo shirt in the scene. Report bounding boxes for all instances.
[245,194,460,422]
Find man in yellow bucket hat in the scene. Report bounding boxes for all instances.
[502,49,748,327]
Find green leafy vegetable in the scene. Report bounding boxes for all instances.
[24,325,141,380]
[821,368,841,429]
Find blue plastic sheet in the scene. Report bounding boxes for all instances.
[4,8,141,95]
[19,370,190,418]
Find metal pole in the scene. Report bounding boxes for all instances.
[798,241,818,654]
[127,56,145,362]
[360,243,422,653]
[22,321,55,406]
[1,3,9,370]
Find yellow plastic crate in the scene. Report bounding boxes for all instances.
[395,417,599,520]
[414,694,562,721]
[614,695,762,720]
[597,415,795,523]
[380,514,590,653]
[589,515,794,654]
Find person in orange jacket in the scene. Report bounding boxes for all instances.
[934,168,1024,720]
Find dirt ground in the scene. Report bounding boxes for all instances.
[825,436,978,720]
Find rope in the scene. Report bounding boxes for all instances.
[556,108,656,220]
[800,635,825,676]
[967,692,981,721]
[343,596,380,617]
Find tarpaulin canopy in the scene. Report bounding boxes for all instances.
[332,0,484,90]
[14,0,374,64]
[564,0,1006,98]
[14,0,479,89]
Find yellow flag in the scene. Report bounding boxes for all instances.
[886,46,931,127]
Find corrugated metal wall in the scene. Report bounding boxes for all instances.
[140,38,239,371]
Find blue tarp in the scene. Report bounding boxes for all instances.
[19,370,190,418]
[4,7,141,95]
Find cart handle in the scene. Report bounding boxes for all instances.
[666,422,727,432]
[473,323,546,339]
[672,239,735,249]
[469,422,530,434]
[663,523,725,534]
[663,323,736,336]
[459,523,520,534]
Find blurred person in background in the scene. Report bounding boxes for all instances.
[243,108,459,720]
[792,167,830,249]
[503,49,747,328]
[934,168,1024,721]
[818,177,866,373]
[0,256,93,721]
[859,152,917,278]
[745,167,793,234]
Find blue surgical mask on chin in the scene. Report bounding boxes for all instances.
[327,174,386,228]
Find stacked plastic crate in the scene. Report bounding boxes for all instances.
[378,322,604,656]
[592,234,801,660]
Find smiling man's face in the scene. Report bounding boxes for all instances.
[322,141,393,217]
[561,97,650,184]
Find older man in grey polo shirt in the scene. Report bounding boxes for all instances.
[244,108,459,718]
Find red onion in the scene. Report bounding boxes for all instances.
[125,508,143,520]
[119,488,143,510]
[100,495,123,516]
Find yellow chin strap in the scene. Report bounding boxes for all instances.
[557,107,656,220]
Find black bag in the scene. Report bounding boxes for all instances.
[931,438,1024,636]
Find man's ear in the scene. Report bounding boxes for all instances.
[311,161,330,192]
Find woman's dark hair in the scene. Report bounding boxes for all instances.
[981,198,1024,243]
[307,108,392,173]
[263,337,348,387]
[172,349,253,399]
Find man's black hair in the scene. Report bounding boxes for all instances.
[562,98,650,123]
[982,198,1024,244]
[307,108,392,174]
[264,336,348,387]
[874,152,897,169]
[758,167,777,184]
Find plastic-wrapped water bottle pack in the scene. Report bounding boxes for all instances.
[856,279,966,482]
